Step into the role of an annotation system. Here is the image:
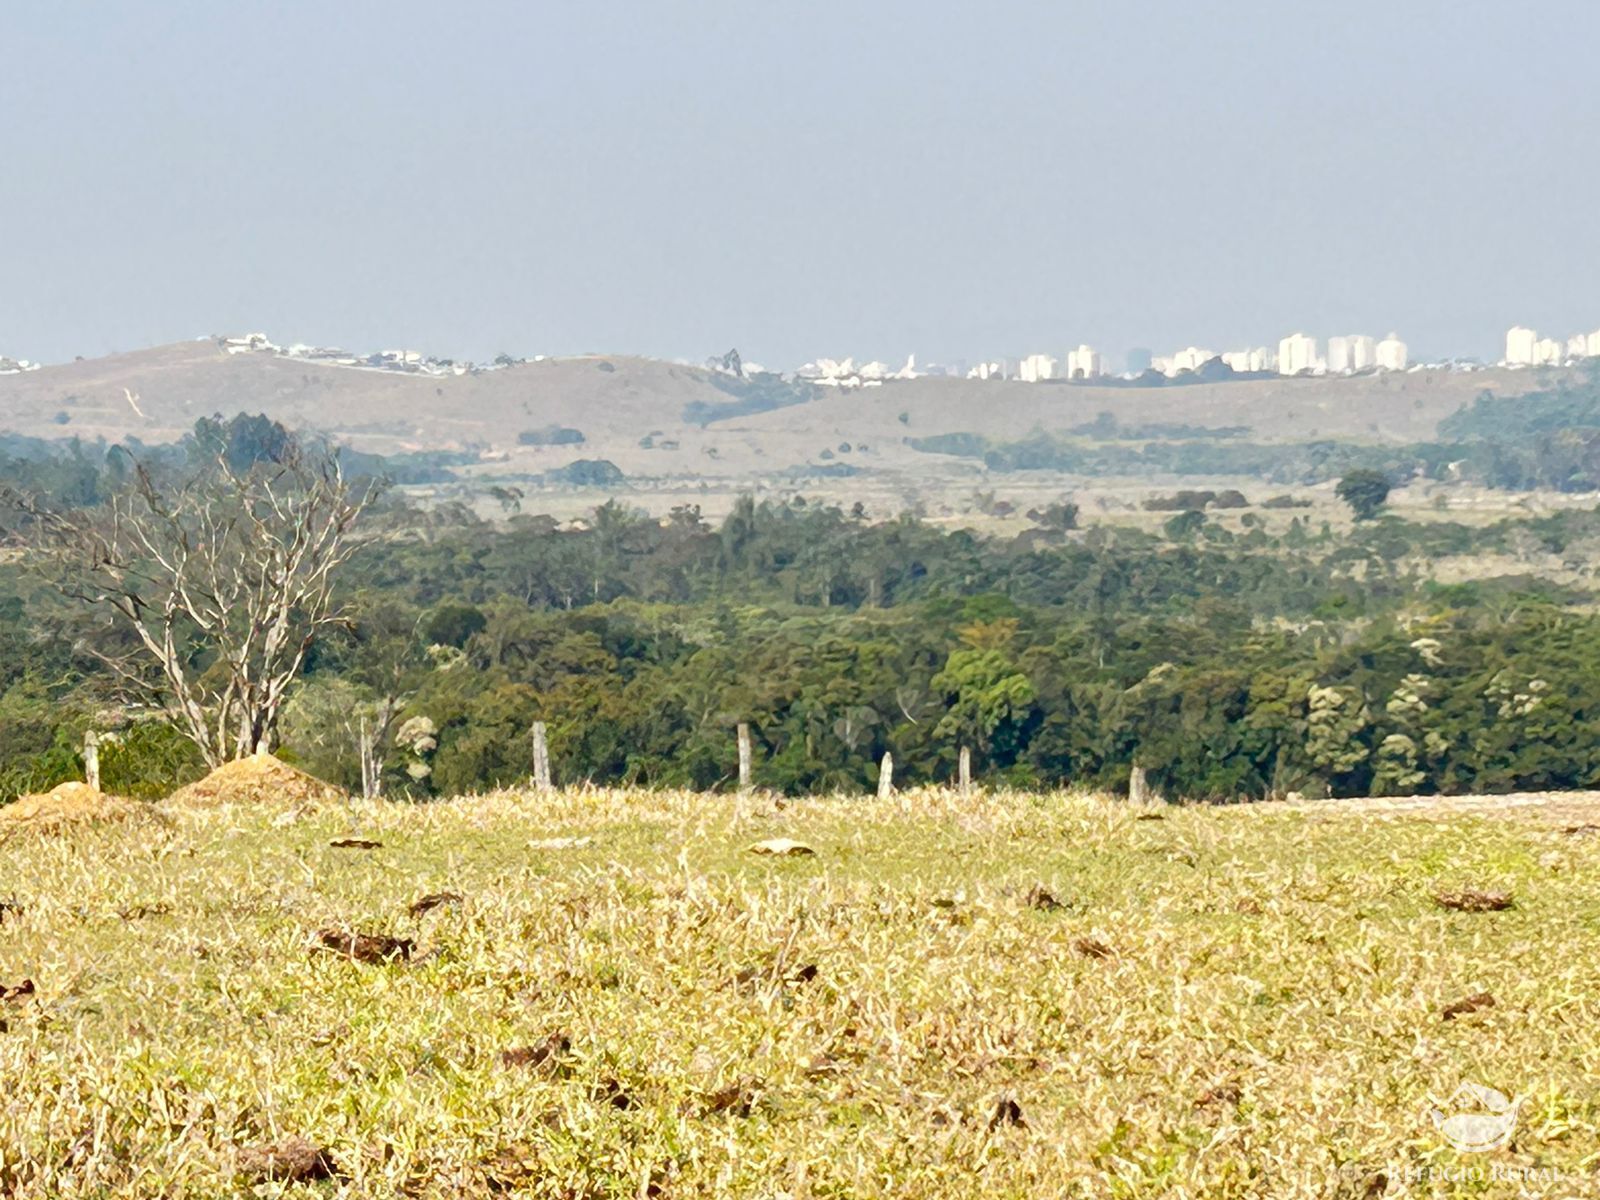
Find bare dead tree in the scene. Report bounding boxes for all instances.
[5,447,380,768]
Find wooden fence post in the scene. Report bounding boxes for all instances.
[877,751,894,799]
[83,730,100,792]
[532,722,552,792]
[958,745,972,795]
[358,719,373,800]
[1129,762,1150,805]
[737,722,752,792]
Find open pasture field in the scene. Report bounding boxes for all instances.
[3,787,1598,1197]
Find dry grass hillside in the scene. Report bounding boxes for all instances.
[2,780,1597,1197]
[0,343,723,458]
[5,344,1578,526]
[0,342,1553,484]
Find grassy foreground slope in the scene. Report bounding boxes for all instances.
[2,788,1597,1197]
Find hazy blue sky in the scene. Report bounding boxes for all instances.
[5,1,1598,369]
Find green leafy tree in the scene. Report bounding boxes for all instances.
[931,620,1037,766]
[1163,509,1207,540]
[1336,469,1392,520]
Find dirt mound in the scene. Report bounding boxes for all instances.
[165,753,345,810]
[0,782,143,837]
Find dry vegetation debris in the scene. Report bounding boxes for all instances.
[235,1135,339,1184]
[313,928,415,965]
[1432,887,1515,913]
[408,890,463,917]
[1440,990,1497,1021]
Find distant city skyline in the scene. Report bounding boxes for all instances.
[4,2,1599,371]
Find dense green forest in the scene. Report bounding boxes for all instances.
[3,414,1600,803]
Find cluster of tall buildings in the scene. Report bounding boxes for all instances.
[1503,325,1600,367]
[1013,346,1102,382]
[1270,332,1409,375]
[970,321,1600,382]
[986,331,1409,383]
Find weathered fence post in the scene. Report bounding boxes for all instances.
[958,746,972,795]
[358,719,374,800]
[737,722,752,792]
[877,751,894,799]
[1129,762,1151,805]
[532,721,552,792]
[83,730,100,792]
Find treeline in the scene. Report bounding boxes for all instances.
[4,470,1600,800]
[290,593,1600,800]
[0,415,469,512]
[5,583,1596,802]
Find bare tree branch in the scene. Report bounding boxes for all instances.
[2,439,382,769]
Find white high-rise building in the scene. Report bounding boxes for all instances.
[1375,334,1408,372]
[1327,334,1377,373]
[1065,344,1102,379]
[1221,347,1274,373]
[1505,326,1538,366]
[1534,337,1564,365]
[1018,353,1058,382]
[1277,333,1321,376]
[1168,346,1215,374]
[1327,336,1353,373]
[1560,330,1600,361]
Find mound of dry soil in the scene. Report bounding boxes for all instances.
[165,753,345,809]
[0,781,143,837]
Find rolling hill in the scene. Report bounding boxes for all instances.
[0,339,1558,494]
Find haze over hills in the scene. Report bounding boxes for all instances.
[0,338,1552,490]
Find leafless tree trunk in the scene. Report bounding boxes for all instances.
[357,693,407,799]
[7,448,379,769]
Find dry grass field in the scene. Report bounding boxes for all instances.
[3,782,1599,1197]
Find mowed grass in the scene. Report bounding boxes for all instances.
[2,789,1598,1198]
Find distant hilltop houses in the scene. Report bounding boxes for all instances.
[1503,324,1600,367]
[215,332,529,377]
[794,355,923,388]
[0,356,42,375]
